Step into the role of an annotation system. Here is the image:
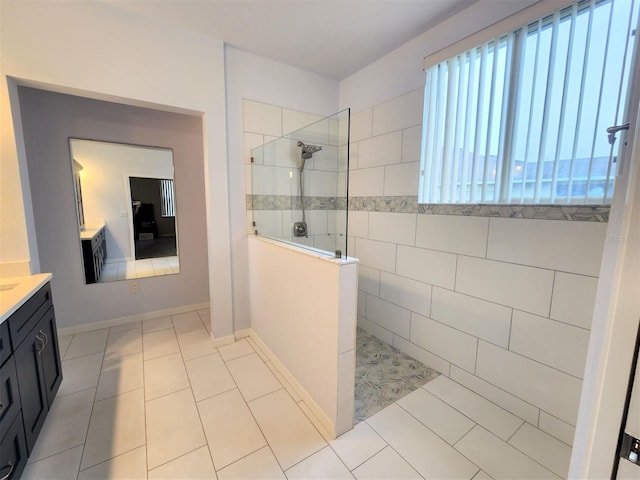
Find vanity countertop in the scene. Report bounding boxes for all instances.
[0,273,53,324]
[80,222,105,240]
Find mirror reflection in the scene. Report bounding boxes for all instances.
[69,139,180,283]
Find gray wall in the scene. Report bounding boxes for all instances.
[18,86,209,328]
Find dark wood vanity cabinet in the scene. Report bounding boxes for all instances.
[82,225,106,284]
[0,282,62,479]
[15,306,62,453]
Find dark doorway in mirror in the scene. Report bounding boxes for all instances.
[130,177,177,260]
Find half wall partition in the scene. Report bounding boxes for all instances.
[248,109,350,258]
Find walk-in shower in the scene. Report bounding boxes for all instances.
[294,140,323,238]
[248,108,350,258]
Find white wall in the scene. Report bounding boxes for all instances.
[71,140,174,262]
[0,2,232,336]
[339,0,540,111]
[224,46,339,331]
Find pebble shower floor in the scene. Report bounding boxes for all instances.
[354,328,440,423]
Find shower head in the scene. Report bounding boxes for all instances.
[297,140,323,160]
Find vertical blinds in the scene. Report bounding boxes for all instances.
[160,179,176,217]
[419,0,639,205]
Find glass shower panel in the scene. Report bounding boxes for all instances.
[249,108,350,258]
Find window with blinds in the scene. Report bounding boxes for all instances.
[419,0,639,205]
[160,179,176,217]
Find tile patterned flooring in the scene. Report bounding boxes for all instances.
[99,256,179,282]
[355,328,440,423]
[24,309,572,479]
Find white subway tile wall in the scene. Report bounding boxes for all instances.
[431,288,511,348]
[368,212,416,246]
[550,272,599,329]
[366,295,411,339]
[348,87,604,446]
[243,100,282,138]
[243,95,604,449]
[348,166,385,197]
[348,108,373,143]
[410,313,478,373]
[415,214,489,257]
[509,310,590,379]
[395,245,457,289]
[455,256,555,317]
[358,131,402,169]
[244,100,347,251]
[357,265,381,296]
[354,238,396,273]
[282,109,324,138]
[401,125,422,163]
[371,89,423,136]
[383,161,420,196]
[379,271,432,318]
[486,218,606,277]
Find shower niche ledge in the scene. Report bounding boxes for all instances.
[247,235,358,438]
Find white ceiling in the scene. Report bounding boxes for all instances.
[104,0,477,80]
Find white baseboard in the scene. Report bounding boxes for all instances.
[209,333,236,348]
[105,256,133,264]
[57,302,210,336]
[234,328,251,339]
[248,329,336,439]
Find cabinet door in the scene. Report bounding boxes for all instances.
[14,326,48,454]
[0,321,11,367]
[0,413,28,480]
[0,356,21,442]
[38,308,62,407]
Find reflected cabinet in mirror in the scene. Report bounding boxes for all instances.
[69,139,180,284]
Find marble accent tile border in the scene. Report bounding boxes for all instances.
[247,194,347,211]
[348,196,609,222]
[247,194,609,222]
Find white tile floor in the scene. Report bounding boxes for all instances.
[25,309,572,479]
[99,256,179,282]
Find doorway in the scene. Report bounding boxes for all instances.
[129,176,177,260]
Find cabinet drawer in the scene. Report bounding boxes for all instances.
[8,283,52,348]
[0,413,27,480]
[0,356,20,442]
[0,322,10,367]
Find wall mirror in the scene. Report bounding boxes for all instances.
[69,138,180,284]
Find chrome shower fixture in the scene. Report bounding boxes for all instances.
[297,140,323,159]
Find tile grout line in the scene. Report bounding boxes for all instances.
[141,328,149,478]
[363,418,435,479]
[423,378,523,441]
[238,342,332,473]
[74,344,106,477]
[55,310,570,479]
[215,339,282,475]
[461,424,565,479]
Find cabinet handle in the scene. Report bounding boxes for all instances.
[0,463,13,480]
[39,330,49,349]
[35,333,44,354]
